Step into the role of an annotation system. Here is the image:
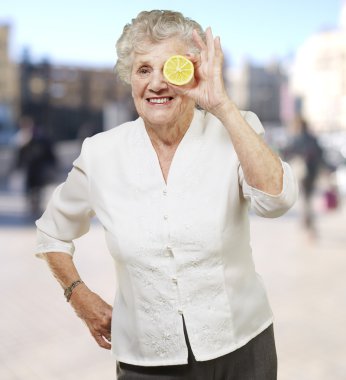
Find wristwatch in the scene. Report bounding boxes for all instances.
[64,279,84,302]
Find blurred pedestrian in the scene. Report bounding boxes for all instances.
[16,116,57,217]
[13,115,34,148]
[287,116,324,233]
[35,10,298,379]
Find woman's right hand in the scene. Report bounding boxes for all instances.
[69,285,113,350]
[171,27,232,121]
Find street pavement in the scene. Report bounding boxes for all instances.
[0,187,345,380]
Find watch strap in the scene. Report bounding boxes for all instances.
[64,279,84,302]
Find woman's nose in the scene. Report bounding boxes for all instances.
[148,69,168,92]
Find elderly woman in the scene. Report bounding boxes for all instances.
[36,9,297,380]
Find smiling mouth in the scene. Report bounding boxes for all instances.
[147,97,173,104]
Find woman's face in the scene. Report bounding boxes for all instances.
[130,38,195,129]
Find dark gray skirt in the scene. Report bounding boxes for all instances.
[117,321,277,380]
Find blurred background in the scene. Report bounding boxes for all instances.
[0,0,346,379]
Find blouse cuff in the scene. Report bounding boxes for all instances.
[242,160,298,217]
[36,229,75,258]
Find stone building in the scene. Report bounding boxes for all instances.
[229,60,285,125]
[20,55,134,140]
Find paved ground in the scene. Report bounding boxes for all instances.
[0,187,345,380]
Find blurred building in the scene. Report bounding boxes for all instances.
[20,53,134,141]
[291,1,346,132]
[229,60,285,125]
[0,22,134,143]
[0,24,19,135]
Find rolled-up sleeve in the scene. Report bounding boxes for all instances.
[238,111,298,217]
[35,138,95,257]
[240,160,298,218]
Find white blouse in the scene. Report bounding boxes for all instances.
[36,109,298,366]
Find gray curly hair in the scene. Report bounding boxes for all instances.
[115,10,206,84]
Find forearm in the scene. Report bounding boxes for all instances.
[217,101,283,195]
[41,252,90,305]
[42,252,83,290]
[41,251,112,349]
[187,27,283,195]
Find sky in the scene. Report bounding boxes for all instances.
[0,0,344,68]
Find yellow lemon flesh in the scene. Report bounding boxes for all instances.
[163,55,194,86]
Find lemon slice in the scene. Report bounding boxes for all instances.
[163,55,194,86]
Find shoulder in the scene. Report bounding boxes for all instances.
[81,118,140,154]
[73,118,141,170]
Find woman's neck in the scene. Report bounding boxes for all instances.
[145,110,194,149]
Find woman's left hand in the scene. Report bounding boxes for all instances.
[172,27,232,119]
